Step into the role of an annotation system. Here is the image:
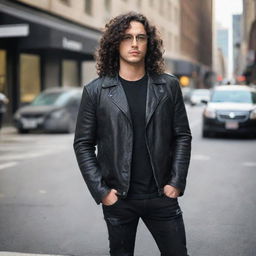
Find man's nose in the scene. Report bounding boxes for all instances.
[131,37,138,47]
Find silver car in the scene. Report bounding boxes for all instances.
[202,85,256,137]
[14,87,82,133]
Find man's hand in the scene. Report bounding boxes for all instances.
[102,189,118,206]
[163,185,181,198]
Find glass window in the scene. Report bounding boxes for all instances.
[105,0,111,13]
[85,0,92,15]
[32,91,74,107]
[159,0,164,15]
[168,1,172,21]
[62,60,79,87]
[59,0,70,5]
[20,54,41,103]
[137,0,141,8]
[168,32,172,50]
[191,89,210,96]
[0,50,6,94]
[32,92,62,106]
[211,90,252,103]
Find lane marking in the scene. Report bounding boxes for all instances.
[0,162,18,170]
[191,154,211,161]
[242,162,256,167]
[0,147,68,161]
[39,190,47,194]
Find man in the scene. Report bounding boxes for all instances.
[74,12,192,256]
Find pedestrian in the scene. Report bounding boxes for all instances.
[0,92,9,129]
[74,12,192,256]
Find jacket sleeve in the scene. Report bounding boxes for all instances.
[168,78,192,196]
[73,85,110,204]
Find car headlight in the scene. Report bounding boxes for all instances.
[203,108,216,119]
[250,109,256,120]
[50,109,65,119]
[14,112,21,120]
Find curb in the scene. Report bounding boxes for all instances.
[0,126,17,135]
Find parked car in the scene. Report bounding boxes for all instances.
[202,85,256,137]
[190,89,211,106]
[181,87,192,103]
[14,87,82,133]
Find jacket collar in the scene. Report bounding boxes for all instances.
[102,73,168,128]
[101,73,166,88]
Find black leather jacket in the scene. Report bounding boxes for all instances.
[73,73,192,204]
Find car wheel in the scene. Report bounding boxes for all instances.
[18,128,29,134]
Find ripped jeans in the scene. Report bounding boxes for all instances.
[102,195,189,256]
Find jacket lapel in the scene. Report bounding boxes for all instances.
[102,76,132,125]
[145,75,167,127]
[102,74,167,127]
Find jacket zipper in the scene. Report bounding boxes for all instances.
[145,131,161,194]
[122,126,133,197]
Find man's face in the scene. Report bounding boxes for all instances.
[119,21,148,67]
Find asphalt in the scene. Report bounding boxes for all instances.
[1,127,68,256]
[0,253,67,256]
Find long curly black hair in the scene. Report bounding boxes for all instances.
[96,12,165,77]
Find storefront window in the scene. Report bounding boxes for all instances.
[62,59,79,87]
[20,54,41,103]
[0,50,6,93]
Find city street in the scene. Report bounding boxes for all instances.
[0,105,256,256]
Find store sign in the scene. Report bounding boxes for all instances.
[62,37,82,51]
[0,24,29,38]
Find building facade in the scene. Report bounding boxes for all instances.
[0,0,213,124]
[217,27,229,79]
[232,14,242,79]
[180,0,214,89]
[0,0,102,121]
[241,0,256,84]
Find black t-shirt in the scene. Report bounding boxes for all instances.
[119,75,158,199]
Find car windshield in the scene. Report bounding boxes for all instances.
[211,90,253,103]
[192,89,210,96]
[31,91,72,106]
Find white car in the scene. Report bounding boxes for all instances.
[202,85,256,137]
[190,89,211,106]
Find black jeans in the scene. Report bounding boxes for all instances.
[102,195,189,256]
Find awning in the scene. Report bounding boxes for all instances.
[172,59,201,76]
[0,0,101,54]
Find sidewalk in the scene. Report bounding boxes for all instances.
[0,126,17,135]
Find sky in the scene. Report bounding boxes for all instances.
[215,0,243,29]
[215,0,243,78]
